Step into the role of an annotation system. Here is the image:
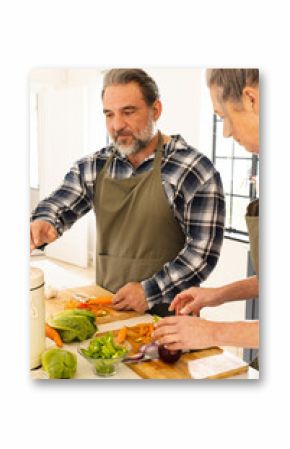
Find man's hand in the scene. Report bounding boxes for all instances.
[169,286,221,315]
[112,282,149,313]
[30,220,58,252]
[152,315,216,350]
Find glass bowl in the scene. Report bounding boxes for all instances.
[78,341,130,377]
[79,351,127,377]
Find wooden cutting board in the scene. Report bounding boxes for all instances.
[127,348,249,379]
[94,323,248,379]
[45,284,142,324]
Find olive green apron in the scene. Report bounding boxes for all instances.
[245,198,259,369]
[245,199,259,278]
[94,132,185,316]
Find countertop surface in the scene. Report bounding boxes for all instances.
[31,285,259,380]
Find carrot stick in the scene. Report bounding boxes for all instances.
[87,305,112,315]
[136,324,145,336]
[126,328,140,338]
[126,336,140,353]
[45,323,63,348]
[147,323,154,336]
[116,327,127,344]
[87,297,113,305]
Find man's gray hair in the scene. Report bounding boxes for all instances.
[206,69,259,102]
[102,68,160,106]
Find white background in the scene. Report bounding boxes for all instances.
[1,0,289,448]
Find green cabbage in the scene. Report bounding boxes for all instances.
[47,309,97,343]
[41,348,77,379]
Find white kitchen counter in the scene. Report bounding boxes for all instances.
[31,314,259,380]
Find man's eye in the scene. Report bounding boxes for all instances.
[124,110,134,115]
[105,113,113,118]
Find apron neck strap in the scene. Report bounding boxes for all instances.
[153,130,164,166]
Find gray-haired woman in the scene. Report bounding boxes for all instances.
[153,69,259,359]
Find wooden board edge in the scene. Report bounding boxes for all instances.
[206,364,249,380]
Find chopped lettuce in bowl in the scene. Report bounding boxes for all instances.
[78,332,129,376]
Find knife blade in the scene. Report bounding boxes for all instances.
[123,353,159,364]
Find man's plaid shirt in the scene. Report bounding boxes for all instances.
[31,134,225,308]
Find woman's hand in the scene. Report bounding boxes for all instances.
[169,286,222,315]
[152,315,216,350]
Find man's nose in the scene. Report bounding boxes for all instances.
[112,114,126,132]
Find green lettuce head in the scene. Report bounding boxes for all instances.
[47,309,97,343]
[41,348,77,379]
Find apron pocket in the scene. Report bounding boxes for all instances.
[96,254,166,293]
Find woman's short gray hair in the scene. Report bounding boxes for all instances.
[206,69,259,102]
[102,68,160,106]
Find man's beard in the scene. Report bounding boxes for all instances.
[111,118,155,156]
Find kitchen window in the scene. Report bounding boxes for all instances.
[212,114,259,243]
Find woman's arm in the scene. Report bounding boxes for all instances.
[153,316,259,350]
[169,276,259,315]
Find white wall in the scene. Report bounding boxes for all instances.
[30,187,39,212]
[202,238,249,322]
[198,68,215,158]
[145,67,203,149]
[30,68,105,267]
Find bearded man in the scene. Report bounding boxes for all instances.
[30,68,225,316]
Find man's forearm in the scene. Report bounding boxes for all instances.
[31,163,93,235]
[213,320,259,349]
[215,276,259,304]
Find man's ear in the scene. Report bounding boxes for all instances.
[152,100,162,121]
[243,86,259,114]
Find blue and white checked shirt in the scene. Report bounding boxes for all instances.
[31,135,225,308]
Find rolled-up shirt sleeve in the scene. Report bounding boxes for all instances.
[30,156,97,236]
[142,160,225,309]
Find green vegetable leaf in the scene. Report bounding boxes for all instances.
[47,309,97,343]
[41,348,77,379]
